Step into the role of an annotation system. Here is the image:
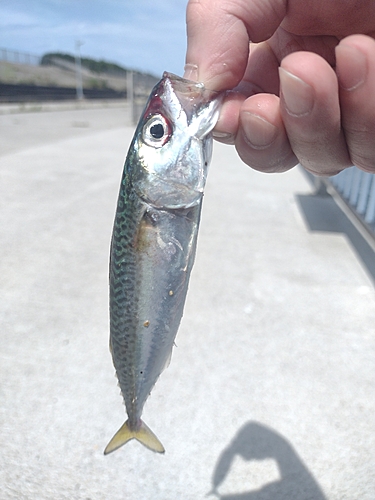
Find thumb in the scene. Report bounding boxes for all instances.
[185,0,287,90]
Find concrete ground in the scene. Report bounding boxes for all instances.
[0,103,374,500]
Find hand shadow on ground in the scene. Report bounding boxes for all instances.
[208,421,327,500]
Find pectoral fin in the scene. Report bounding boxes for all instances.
[104,419,165,455]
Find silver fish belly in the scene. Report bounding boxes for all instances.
[104,72,221,455]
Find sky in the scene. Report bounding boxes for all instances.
[0,0,188,77]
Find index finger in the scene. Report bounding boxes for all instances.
[185,0,287,90]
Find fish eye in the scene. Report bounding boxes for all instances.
[142,114,171,148]
[150,123,164,139]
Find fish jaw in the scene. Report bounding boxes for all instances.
[133,135,210,209]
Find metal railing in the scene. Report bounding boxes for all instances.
[0,47,159,110]
[0,48,40,66]
[330,167,375,229]
[0,83,126,103]
[317,167,375,249]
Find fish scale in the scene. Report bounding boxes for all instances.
[105,72,222,454]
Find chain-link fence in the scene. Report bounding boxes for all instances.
[1,48,159,109]
[0,48,40,65]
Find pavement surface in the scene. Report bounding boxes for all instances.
[0,103,374,500]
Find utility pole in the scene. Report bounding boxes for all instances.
[75,40,84,100]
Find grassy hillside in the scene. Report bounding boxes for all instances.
[0,61,126,91]
[0,53,158,91]
[41,52,127,76]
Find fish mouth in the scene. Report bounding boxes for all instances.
[163,72,219,98]
[162,72,221,126]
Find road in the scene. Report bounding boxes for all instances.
[0,103,374,499]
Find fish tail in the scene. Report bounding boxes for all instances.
[104,419,165,455]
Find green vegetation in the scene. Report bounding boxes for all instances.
[40,52,128,75]
[88,77,109,89]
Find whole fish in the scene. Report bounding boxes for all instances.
[104,72,221,455]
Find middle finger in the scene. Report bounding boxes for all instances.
[279,51,351,175]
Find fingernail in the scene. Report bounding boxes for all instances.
[212,130,231,139]
[241,112,277,149]
[335,44,366,90]
[212,130,235,144]
[279,67,314,117]
[183,63,199,82]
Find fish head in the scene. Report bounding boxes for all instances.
[131,72,222,209]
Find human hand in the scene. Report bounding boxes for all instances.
[185,0,375,175]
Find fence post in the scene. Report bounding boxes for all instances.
[75,41,84,100]
[127,70,135,124]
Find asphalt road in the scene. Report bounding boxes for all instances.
[0,104,374,500]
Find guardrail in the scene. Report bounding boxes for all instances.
[317,167,375,249]
[331,168,375,225]
[0,83,126,102]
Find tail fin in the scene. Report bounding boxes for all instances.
[104,419,165,455]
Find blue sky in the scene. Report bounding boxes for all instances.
[0,0,188,77]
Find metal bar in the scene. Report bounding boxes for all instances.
[324,180,375,252]
[349,168,362,207]
[364,177,375,225]
[320,166,375,247]
[343,166,354,199]
[336,170,346,192]
[357,172,373,215]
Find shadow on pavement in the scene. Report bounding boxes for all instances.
[208,421,326,500]
[296,193,375,285]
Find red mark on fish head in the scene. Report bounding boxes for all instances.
[143,94,164,119]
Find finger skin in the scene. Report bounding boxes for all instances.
[224,42,375,175]
[186,0,375,174]
[185,0,375,91]
[215,51,351,175]
[282,1,375,37]
[336,35,375,173]
[213,92,298,174]
[279,52,351,175]
[185,0,287,90]
[235,94,297,172]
